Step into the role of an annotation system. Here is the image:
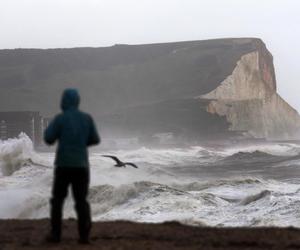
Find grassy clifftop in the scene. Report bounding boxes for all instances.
[0,38,262,117]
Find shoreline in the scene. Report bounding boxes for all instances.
[1,219,300,249]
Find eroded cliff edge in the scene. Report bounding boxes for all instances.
[198,40,300,139]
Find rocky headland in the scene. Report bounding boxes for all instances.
[0,38,299,141]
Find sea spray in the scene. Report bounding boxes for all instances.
[0,133,36,176]
[0,133,50,176]
[0,140,300,226]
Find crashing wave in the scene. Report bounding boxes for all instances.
[89,181,189,213]
[224,143,300,157]
[223,150,275,161]
[1,141,300,227]
[0,133,45,176]
[173,177,264,192]
[239,190,271,205]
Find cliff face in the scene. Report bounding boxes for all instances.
[199,44,300,139]
[0,38,299,140]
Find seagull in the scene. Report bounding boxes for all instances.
[102,155,138,168]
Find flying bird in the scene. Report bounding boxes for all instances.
[102,155,138,168]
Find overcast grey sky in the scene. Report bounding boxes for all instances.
[0,0,299,111]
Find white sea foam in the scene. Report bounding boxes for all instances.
[1,136,300,227]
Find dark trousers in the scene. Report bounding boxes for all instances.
[50,167,91,240]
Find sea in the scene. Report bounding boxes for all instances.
[1,133,300,227]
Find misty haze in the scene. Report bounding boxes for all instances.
[1,1,300,249]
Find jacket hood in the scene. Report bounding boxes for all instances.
[61,88,80,111]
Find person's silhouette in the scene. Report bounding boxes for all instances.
[44,88,100,244]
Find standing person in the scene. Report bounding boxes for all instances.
[44,88,100,244]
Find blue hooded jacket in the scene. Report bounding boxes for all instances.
[44,89,100,167]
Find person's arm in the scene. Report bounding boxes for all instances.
[87,116,100,146]
[44,115,61,145]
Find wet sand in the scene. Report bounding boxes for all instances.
[1,219,300,249]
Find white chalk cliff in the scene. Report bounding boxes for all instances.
[198,49,300,139]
